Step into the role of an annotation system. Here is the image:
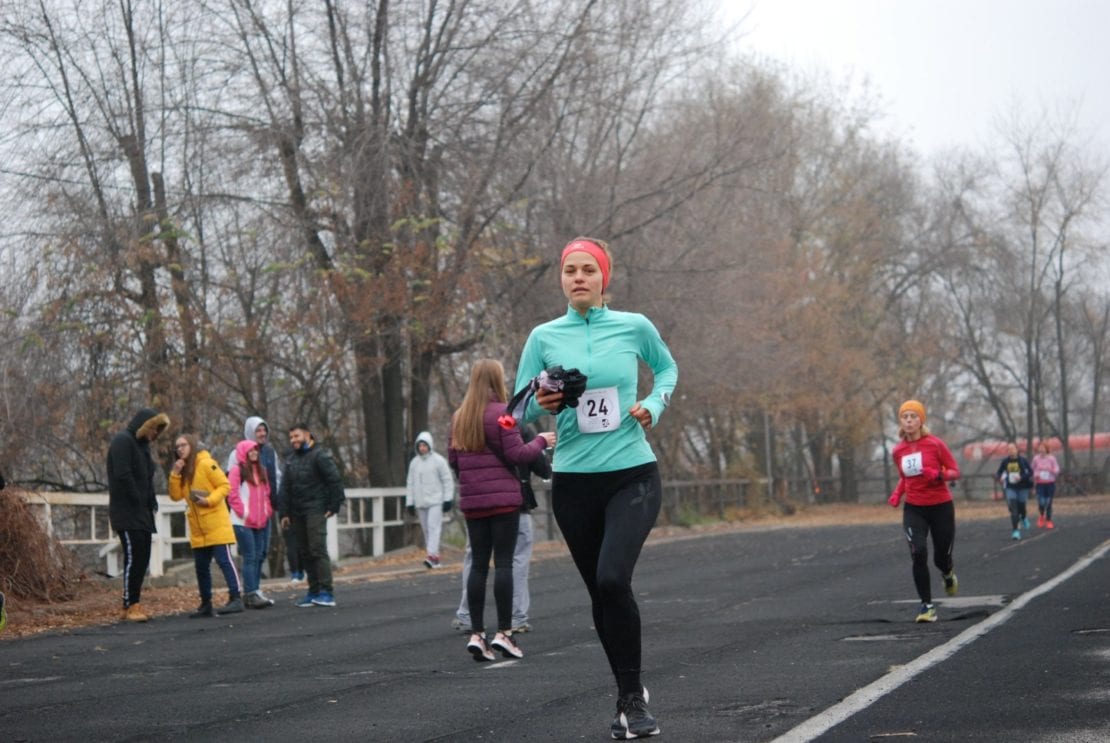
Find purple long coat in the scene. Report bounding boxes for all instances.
[448,401,547,516]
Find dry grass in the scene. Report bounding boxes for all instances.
[0,488,82,602]
[4,493,1108,640]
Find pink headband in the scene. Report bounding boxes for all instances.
[561,239,611,290]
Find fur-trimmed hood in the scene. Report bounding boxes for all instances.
[127,408,170,441]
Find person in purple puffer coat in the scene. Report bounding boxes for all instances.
[449,358,556,662]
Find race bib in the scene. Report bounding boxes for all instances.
[900,452,923,477]
[1038,470,1051,481]
[1008,471,1021,484]
[576,387,620,434]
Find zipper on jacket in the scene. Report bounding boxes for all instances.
[582,310,594,377]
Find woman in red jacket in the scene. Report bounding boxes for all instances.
[887,400,960,623]
[448,359,555,662]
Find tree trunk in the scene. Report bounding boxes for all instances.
[354,335,390,487]
[409,347,434,449]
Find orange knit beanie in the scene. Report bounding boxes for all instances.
[898,400,926,423]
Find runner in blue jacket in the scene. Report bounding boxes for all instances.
[517,236,677,740]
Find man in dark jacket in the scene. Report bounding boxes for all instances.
[278,424,344,608]
[107,407,170,622]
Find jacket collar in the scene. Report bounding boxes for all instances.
[564,304,607,322]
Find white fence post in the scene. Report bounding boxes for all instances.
[372,493,385,555]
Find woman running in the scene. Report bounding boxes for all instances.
[887,400,960,623]
[516,236,678,739]
[996,442,1034,540]
[1031,441,1059,529]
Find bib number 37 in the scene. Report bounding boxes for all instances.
[576,387,619,434]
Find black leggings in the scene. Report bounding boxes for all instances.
[465,510,520,634]
[902,501,955,604]
[552,463,661,697]
[119,530,152,609]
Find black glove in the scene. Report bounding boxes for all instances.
[543,366,589,412]
[442,501,453,513]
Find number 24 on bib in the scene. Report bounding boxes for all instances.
[576,387,620,434]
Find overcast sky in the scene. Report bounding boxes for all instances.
[724,0,1110,158]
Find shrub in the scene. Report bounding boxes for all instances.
[0,489,81,601]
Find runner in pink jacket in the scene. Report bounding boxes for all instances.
[1031,442,1060,529]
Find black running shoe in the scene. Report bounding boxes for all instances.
[610,687,659,739]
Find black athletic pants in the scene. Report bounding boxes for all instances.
[465,509,520,634]
[902,501,955,605]
[119,530,152,609]
[552,462,661,697]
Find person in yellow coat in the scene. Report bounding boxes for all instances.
[169,433,244,617]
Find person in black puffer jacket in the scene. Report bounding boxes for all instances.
[278,424,345,608]
[107,407,170,623]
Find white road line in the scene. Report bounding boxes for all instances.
[770,538,1110,743]
[888,595,1008,608]
[0,676,64,685]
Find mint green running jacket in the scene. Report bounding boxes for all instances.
[516,304,678,473]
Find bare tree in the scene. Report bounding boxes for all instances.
[993,109,1106,465]
[0,1,223,474]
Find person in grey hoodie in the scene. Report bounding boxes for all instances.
[405,431,455,568]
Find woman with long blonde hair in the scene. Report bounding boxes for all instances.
[449,359,555,662]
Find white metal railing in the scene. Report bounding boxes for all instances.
[19,488,408,578]
[335,487,408,557]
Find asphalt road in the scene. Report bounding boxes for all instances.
[2,507,1107,742]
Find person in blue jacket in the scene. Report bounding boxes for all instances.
[996,442,1034,540]
[516,236,678,740]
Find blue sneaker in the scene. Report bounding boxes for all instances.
[1022,517,1030,530]
[296,593,318,608]
[1011,529,1021,540]
[311,591,336,607]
